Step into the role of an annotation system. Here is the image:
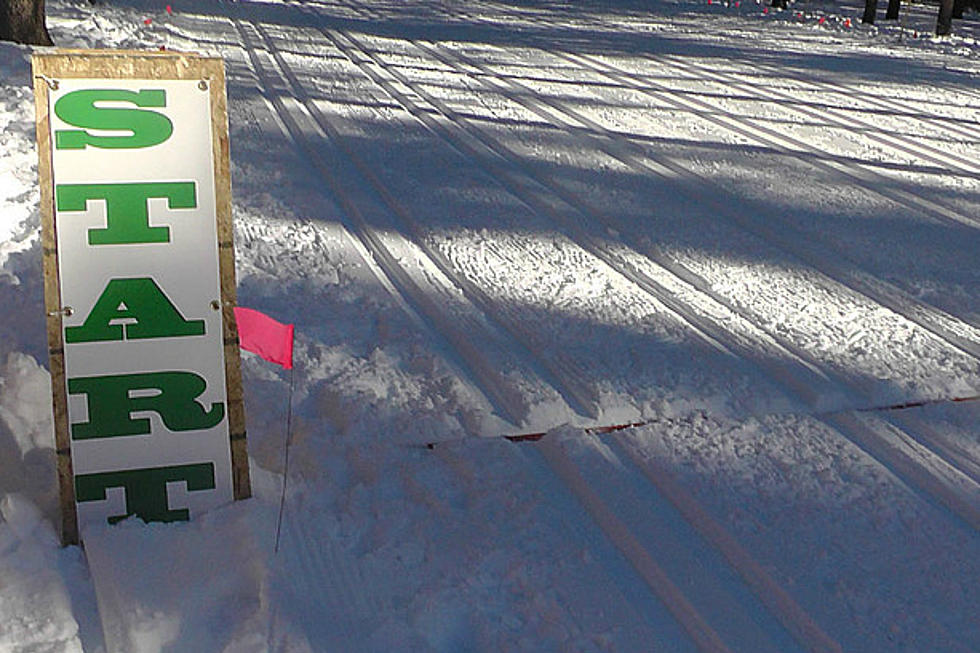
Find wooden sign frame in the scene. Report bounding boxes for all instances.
[33,50,249,546]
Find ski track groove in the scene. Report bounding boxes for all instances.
[244,19,606,422]
[257,8,852,647]
[534,436,736,653]
[303,6,969,649]
[231,17,561,427]
[454,2,980,333]
[608,432,844,653]
[432,2,980,356]
[169,6,975,650]
[558,49,980,232]
[474,0,980,148]
[662,51,980,155]
[428,443,696,650]
[316,20,980,531]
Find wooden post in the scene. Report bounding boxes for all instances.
[33,67,77,544]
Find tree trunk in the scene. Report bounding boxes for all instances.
[885,0,901,20]
[862,0,878,24]
[937,0,955,34]
[0,0,52,45]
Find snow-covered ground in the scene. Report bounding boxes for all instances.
[2,0,980,650]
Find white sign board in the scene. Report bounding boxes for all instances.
[33,52,249,544]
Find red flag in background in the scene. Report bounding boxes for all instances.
[234,307,294,369]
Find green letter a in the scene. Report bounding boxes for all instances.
[66,278,205,344]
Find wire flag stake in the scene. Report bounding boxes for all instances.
[275,365,295,554]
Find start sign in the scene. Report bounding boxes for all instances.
[33,51,249,545]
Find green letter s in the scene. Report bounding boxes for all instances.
[55,89,173,150]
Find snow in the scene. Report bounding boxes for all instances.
[2,0,980,650]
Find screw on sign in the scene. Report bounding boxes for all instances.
[33,52,249,544]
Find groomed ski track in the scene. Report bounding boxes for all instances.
[218,5,980,535]
[72,1,980,651]
[225,19,845,650]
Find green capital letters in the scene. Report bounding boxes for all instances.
[69,371,225,440]
[66,278,205,344]
[55,181,196,245]
[75,463,216,524]
[55,89,173,150]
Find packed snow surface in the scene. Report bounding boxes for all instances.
[2,0,980,651]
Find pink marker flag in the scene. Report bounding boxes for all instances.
[234,307,294,369]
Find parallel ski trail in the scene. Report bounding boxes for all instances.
[178,3,979,647]
[230,18,575,427]
[243,19,608,422]
[558,50,980,232]
[654,52,980,166]
[535,436,736,653]
[609,431,844,653]
[255,15,819,426]
[537,432,850,653]
[468,0,980,159]
[314,22,980,531]
[452,1,980,342]
[484,51,980,486]
[428,442,703,651]
[517,419,856,652]
[470,0,980,128]
[294,8,968,645]
[238,11,855,648]
[315,24,834,402]
[163,5,978,652]
[401,9,980,355]
[402,40,980,501]
[275,505,386,645]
